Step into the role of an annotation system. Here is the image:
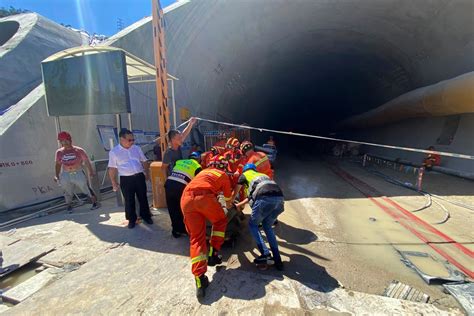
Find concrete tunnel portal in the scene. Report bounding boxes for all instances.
[162,0,474,152]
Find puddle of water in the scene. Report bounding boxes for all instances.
[0,262,42,292]
[406,254,451,278]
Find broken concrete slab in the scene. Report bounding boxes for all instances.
[0,235,19,248]
[399,251,466,284]
[0,239,54,278]
[5,245,457,315]
[1,267,63,304]
[294,282,457,315]
[0,304,10,313]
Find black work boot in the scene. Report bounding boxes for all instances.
[195,274,209,299]
[253,254,274,265]
[274,260,284,271]
[207,247,222,266]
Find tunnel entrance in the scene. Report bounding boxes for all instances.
[0,21,20,46]
[165,0,473,159]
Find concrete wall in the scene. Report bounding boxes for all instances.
[0,14,85,112]
[353,114,474,174]
[0,16,161,211]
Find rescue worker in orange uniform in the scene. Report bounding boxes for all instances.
[240,141,274,179]
[180,155,233,299]
[224,137,245,174]
[224,137,246,200]
[423,146,441,170]
[200,146,222,169]
[213,133,228,149]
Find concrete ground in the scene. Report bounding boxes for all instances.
[0,156,472,315]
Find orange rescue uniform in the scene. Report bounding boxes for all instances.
[245,151,274,179]
[180,168,232,277]
[224,149,245,174]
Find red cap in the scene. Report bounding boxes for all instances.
[57,131,72,141]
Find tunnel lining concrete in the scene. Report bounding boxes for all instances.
[164,0,474,133]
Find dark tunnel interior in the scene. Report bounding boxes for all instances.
[222,44,416,152]
[165,0,473,153]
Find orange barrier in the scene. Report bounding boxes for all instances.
[150,161,167,208]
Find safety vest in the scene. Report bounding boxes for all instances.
[242,169,278,206]
[168,159,201,185]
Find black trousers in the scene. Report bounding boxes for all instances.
[120,173,151,222]
[164,179,187,233]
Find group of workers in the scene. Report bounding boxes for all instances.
[161,118,283,299]
[53,118,284,300]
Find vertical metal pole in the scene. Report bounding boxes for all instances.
[116,114,121,131]
[114,114,123,206]
[417,167,425,191]
[362,154,367,167]
[54,117,61,147]
[128,113,132,130]
[171,79,177,128]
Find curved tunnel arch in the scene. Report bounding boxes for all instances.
[164,0,473,139]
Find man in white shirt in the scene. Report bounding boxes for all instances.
[108,129,153,229]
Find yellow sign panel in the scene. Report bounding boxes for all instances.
[180,107,191,122]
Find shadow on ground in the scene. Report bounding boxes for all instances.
[199,214,339,304]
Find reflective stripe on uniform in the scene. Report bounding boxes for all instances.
[255,155,268,166]
[211,231,225,238]
[191,254,208,264]
[195,276,202,287]
[168,176,189,185]
[208,170,222,177]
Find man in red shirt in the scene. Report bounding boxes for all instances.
[180,155,233,300]
[54,131,98,212]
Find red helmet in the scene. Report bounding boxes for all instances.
[57,131,72,141]
[226,137,240,149]
[209,155,229,170]
[240,141,253,154]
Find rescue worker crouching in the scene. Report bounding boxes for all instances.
[422,146,441,170]
[233,163,284,271]
[224,137,245,174]
[240,141,274,179]
[200,146,221,169]
[164,152,203,238]
[180,155,234,299]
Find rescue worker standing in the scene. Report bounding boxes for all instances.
[240,141,274,179]
[180,156,233,299]
[165,152,202,238]
[234,163,284,270]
